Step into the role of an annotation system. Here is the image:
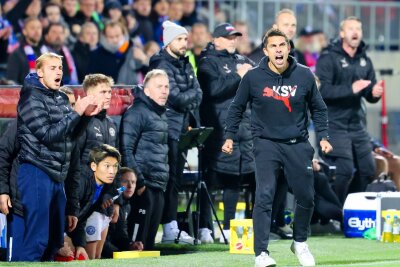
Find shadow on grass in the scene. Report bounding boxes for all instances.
[155,243,229,256]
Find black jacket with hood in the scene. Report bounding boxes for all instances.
[315,39,380,130]
[225,56,329,142]
[197,43,254,175]
[17,73,83,183]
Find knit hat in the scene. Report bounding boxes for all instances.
[162,20,188,47]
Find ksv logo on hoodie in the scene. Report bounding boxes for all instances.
[262,85,298,112]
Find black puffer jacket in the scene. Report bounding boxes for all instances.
[120,86,169,191]
[0,120,23,216]
[149,49,202,140]
[17,73,82,182]
[197,43,254,175]
[78,110,118,166]
[315,39,380,130]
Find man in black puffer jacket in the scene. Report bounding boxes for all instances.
[316,16,383,204]
[197,23,254,244]
[120,69,170,250]
[8,52,102,262]
[149,21,202,244]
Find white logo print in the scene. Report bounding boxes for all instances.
[360,58,366,67]
[341,58,349,68]
[94,126,101,132]
[109,128,115,137]
[271,85,297,97]
[223,64,231,73]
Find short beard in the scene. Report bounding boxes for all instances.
[170,46,187,58]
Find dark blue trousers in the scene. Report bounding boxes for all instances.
[7,163,66,261]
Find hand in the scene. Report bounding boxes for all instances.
[0,194,12,215]
[372,80,384,98]
[101,198,113,210]
[136,186,146,196]
[57,242,74,257]
[129,241,144,251]
[375,147,394,159]
[312,159,321,172]
[74,95,102,116]
[111,204,120,223]
[67,215,78,232]
[320,140,333,154]
[133,47,148,64]
[352,79,371,94]
[236,63,252,78]
[75,246,89,260]
[222,139,234,154]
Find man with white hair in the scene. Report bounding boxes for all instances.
[149,20,202,244]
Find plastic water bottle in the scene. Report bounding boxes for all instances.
[382,215,393,243]
[392,215,400,243]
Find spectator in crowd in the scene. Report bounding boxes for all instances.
[7,52,102,261]
[43,22,79,84]
[87,21,146,84]
[149,20,202,245]
[72,22,99,83]
[95,0,105,15]
[74,0,104,31]
[66,144,121,260]
[186,22,210,74]
[144,40,160,58]
[197,22,254,244]
[4,0,41,34]
[168,0,184,24]
[41,2,64,28]
[133,0,154,45]
[151,0,169,47]
[222,28,331,267]
[103,1,124,24]
[316,16,383,204]
[249,8,306,65]
[62,0,80,36]
[0,5,12,66]
[119,69,170,250]
[180,0,199,27]
[102,167,143,258]
[6,17,43,85]
[233,21,253,56]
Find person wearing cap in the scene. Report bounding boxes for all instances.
[148,20,202,245]
[196,22,254,244]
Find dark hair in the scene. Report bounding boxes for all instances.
[42,2,61,18]
[44,22,65,36]
[119,167,138,179]
[262,28,290,48]
[89,144,121,165]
